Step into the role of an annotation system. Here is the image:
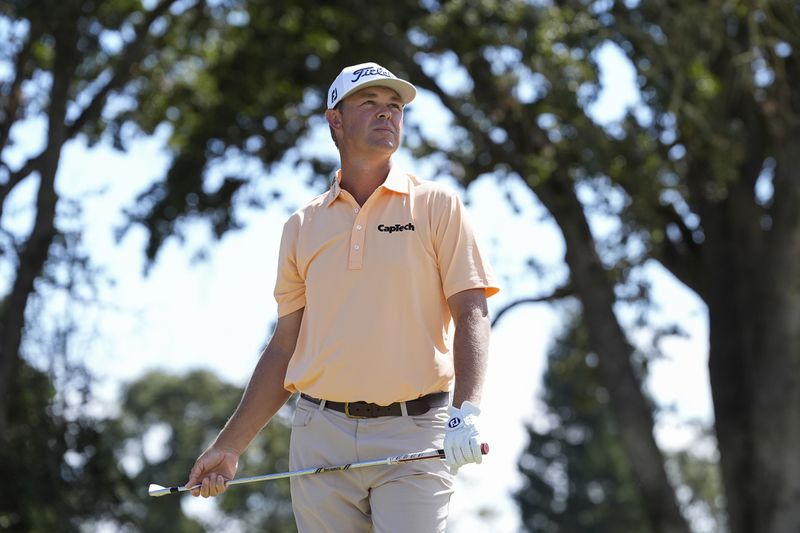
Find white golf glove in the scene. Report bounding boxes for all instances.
[443,401,483,473]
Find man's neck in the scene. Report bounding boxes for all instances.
[339,156,393,206]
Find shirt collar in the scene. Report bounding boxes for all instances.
[382,166,411,194]
[322,171,344,207]
[323,166,410,207]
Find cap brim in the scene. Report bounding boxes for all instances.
[336,79,416,107]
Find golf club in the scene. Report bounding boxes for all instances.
[149,442,489,497]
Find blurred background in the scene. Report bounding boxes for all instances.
[1,1,798,532]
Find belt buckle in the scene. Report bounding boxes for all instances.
[344,402,368,419]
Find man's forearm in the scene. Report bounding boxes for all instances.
[451,306,491,408]
[212,347,294,454]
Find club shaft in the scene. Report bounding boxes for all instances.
[149,443,488,497]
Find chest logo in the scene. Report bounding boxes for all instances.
[377,222,415,234]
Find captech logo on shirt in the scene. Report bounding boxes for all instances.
[350,66,396,82]
[377,223,415,234]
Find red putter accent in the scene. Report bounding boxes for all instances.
[480,443,490,455]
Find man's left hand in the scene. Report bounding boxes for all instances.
[443,401,483,473]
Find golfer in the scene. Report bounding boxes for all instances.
[186,61,499,532]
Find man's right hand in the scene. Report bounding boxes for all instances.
[186,446,240,498]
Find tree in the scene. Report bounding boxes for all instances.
[515,312,651,532]
[0,195,135,531]
[111,369,294,532]
[0,0,219,437]
[0,360,132,531]
[566,3,800,531]
[1,3,294,529]
[515,312,725,532]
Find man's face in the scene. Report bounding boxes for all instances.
[334,86,405,154]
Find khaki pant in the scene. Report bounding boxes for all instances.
[289,396,454,532]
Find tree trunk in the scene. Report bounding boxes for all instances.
[536,176,691,533]
[0,0,178,437]
[697,126,800,533]
[703,199,758,533]
[0,10,76,438]
[705,132,800,533]
[0,177,59,438]
[757,133,800,533]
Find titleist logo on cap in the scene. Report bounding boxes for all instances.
[350,66,396,82]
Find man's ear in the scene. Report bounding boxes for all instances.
[325,109,342,129]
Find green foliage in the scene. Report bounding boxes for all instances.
[114,0,432,261]
[0,364,294,532]
[516,315,726,533]
[0,361,133,532]
[515,315,650,532]
[669,432,727,533]
[112,369,295,532]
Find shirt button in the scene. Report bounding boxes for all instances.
[353,244,360,250]
[354,207,360,213]
[356,224,363,230]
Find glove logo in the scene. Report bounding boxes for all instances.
[447,417,462,429]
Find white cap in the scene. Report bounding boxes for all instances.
[327,62,416,109]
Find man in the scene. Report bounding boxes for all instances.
[186,61,499,532]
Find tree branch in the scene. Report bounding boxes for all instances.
[0,154,44,219]
[389,48,497,176]
[491,284,574,328]
[66,0,181,137]
[0,3,82,438]
[0,22,37,156]
[1,0,182,220]
[651,202,706,300]
[0,24,40,217]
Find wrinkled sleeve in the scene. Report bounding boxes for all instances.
[274,214,306,317]
[431,189,500,300]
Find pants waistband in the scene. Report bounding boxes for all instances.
[299,391,449,418]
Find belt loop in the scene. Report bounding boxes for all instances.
[400,401,409,416]
[318,399,327,411]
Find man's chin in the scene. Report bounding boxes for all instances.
[367,139,400,152]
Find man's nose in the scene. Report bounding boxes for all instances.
[376,105,392,119]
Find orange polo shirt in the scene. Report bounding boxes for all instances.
[274,166,499,404]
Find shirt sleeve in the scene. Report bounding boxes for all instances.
[431,188,500,299]
[273,214,306,317]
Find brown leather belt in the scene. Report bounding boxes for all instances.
[299,391,449,418]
